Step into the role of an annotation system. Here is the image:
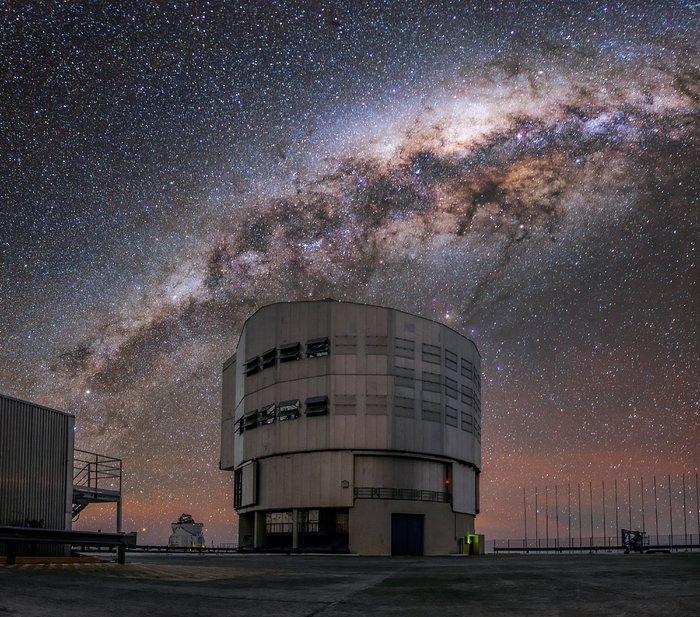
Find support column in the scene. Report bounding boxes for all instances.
[292,509,299,549]
[254,511,266,548]
[116,498,123,533]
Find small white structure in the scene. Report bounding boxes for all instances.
[168,513,205,549]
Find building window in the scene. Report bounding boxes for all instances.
[422,400,441,422]
[394,395,415,418]
[446,405,458,427]
[366,335,388,354]
[279,342,301,362]
[334,335,357,354]
[244,356,260,376]
[235,417,245,435]
[261,348,276,369]
[461,357,474,378]
[306,337,330,358]
[393,362,415,378]
[422,343,441,364]
[305,395,328,416]
[334,394,356,415]
[422,371,441,393]
[335,512,349,534]
[366,395,388,414]
[278,399,300,421]
[461,384,476,406]
[445,349,458,372]
[243,410,258,431]
[259,404,276,425]
[461,412,473,433]
[298,509,319,533]
[394,337,415,359]
[445,377,458,400]
[265,511,293,534]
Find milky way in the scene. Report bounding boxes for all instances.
[1,1,698,543]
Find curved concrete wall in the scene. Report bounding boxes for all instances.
[221,300,482,554]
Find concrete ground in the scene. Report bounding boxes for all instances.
[1,552,698,616]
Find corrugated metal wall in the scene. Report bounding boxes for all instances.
[0,394,74,530]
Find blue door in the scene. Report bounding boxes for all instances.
[391,514,424,555]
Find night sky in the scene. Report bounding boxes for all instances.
[1,1,697,545]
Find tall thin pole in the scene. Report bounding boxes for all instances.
[682,473,687,544]
[523,487,527,549]
[535,487,539,548]
[668,474,674,548]
[578,482,582,547]
[568,483,572,548]
[654,475,659,543]
[695,473,700,544]
[589,481,594,546]
[641,477,646,532]
[628,477,633,530]
[602,480,607,547]
[545,486,549,548]
[588,480,593,546]
[615,479,619,541]
[555,484,560,548]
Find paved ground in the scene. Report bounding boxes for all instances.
[1,552,698,616]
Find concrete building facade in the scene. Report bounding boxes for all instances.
[220,300,481,555]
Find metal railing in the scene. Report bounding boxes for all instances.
[73,449,122,494]
[0,526,136,564]
[73,544,240,554]
[492,534,700,553]
[354,487,448,503]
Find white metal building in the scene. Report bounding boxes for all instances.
[220,300,481,555]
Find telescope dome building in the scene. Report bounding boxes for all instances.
[220,300,481,555]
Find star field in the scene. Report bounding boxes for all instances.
[0,1,698,544]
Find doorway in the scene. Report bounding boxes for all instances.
[391,513,424,556]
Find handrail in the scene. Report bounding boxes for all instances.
[73,449,122,495]
[0,525,136,564]
[354,487,448,503]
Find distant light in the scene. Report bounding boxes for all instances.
[85,389,91,395]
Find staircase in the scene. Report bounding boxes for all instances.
[72,449,122,522]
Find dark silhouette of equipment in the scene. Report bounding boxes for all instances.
[621,529,648,553]
[168,513,205,549]
[176,513,195,525]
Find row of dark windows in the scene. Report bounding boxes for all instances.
[236,396,329,433]
[245,336,481,408]
[400,371,480,410]
[245,338,330,376]
[393,395,481,437]
[237,396,480,439]
[394,338,481,387]
[265,510,317,534]
[245,335,480,386]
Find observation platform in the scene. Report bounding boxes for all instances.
[72,449,122,531]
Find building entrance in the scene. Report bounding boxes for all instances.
[391,513,424,556]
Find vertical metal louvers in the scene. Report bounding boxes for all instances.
[0,394,74,535]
